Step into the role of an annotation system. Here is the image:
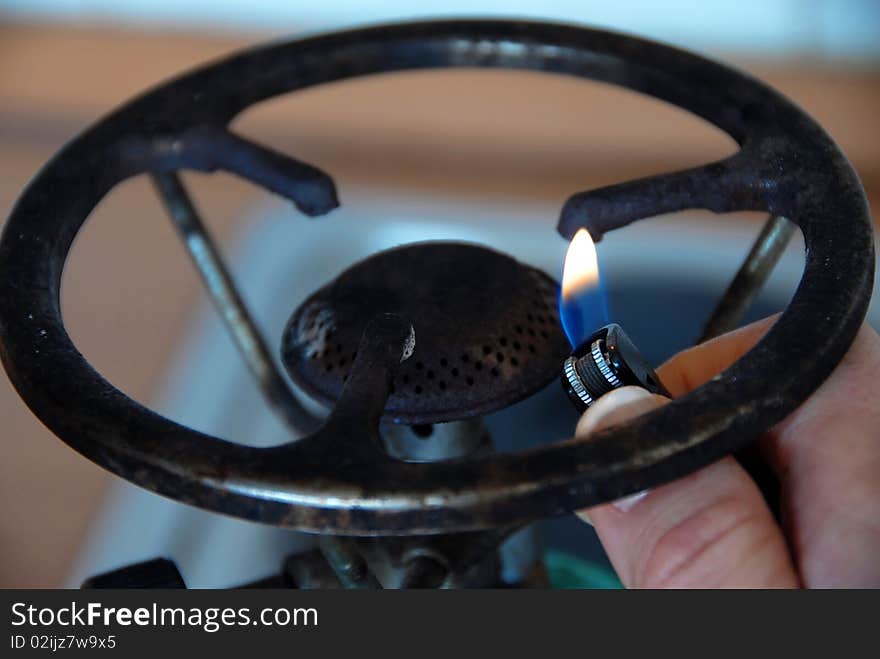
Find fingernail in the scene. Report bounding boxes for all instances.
[594,386,655,410]
[612,490,649,512]
[575,386,659,437]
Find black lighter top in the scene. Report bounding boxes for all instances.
[562,323,670,413]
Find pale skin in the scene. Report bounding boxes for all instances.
[575,315,880,588]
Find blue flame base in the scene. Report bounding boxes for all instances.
[559,284,609,350]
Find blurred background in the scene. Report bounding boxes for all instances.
[1,1,878,587]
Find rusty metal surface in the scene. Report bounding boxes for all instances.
[282,242,568,425]
[0,20,873,534]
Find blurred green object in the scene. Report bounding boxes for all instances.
[544,550,622,589]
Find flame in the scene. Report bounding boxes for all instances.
[559,227,607,348]
[561,228,600,301]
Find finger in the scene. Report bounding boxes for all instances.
[761,325,880,587]
[576,386,799,588]
[656,316,880,586]
[656,315,777,397]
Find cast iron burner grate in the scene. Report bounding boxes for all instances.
[282,242,569,424]
[0,19,873,587]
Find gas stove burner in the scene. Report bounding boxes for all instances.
[283,242,568,424]
[0,20,873,545]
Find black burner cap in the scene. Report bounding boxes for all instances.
[281,241,569,424]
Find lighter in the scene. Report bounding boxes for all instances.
[562,323,669,413]
[559,229,669,413]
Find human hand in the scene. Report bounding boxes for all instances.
[576,315,880,588]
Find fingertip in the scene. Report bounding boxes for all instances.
[657,315,779,396]
[575,386,668,437]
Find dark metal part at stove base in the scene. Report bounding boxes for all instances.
[82,558,186,589]
[399,555,450,589]
[258,529,509,589]
[0,20,873,535]
[318,536,382,589]
[282,549,344,589]
[282,242,568,425]
[351,527,515,588]
[255,526,518,588]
